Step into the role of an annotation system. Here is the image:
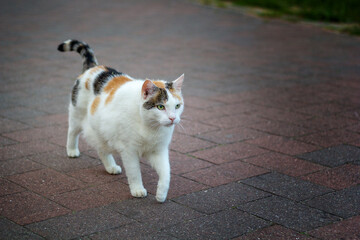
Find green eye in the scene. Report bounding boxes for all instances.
[175,104,181,109]
[157,105,165,110]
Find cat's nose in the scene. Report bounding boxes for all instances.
[169,117,175,123]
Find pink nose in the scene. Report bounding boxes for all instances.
[169,117,175,123]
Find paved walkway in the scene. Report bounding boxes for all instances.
[1,0,360,239]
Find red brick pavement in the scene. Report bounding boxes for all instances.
[0,0,360,239]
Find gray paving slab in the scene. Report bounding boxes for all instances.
[241,172,333,201]
[298,145,360,167]
[304,185,360,218]
[0,217,43,240]
[26,206,134,240]
[109,195,204,228]
[238,196,340,232]
[173,181,270,214]
[164,209,270,240]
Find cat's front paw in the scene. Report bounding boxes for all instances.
[67,148,80,158]
[156,184,169,203]
[156,193,167,203]
[130,187,147,198]
[105,165,122,175]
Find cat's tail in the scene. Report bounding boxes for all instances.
[57,39,98,73]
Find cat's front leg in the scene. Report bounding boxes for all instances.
[149,150,170,203]
[121,151,147,198]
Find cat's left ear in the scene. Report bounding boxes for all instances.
[173,74,184,92]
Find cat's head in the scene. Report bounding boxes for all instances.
[140,74,184,128]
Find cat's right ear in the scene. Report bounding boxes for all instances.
[141,80,158,99]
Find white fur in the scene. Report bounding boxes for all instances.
[67,69,184,202]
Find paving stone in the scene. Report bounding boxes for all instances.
[2,125,66,143]
[109,196,204,228]
[28,151,100,172]
[174,118,219,135]
[255,107,313,124]
[51,181,131,211]
[90,222,177,240]
[246,135,319,156]
[238,196,340,232]
[307,215,360,240]
[297,129,360,148]
[164,209,270,240]
[0,178,25,196]
[183,160,269,187]
[237,224,316,240]
[0,217,44,240]
[68,165,124,185]
[298,144,360,167]
[299,116,358,131]
[304,185,360,218]
[0,141,63,161]
[0,136,17,146]
[27,206,133,239]
[0,107,48,121]
[170,133,216,153]
[243,152,327,177]
[173,182,270,214]
[197,127,265,144]
[241,172,332,201]
[7,168,85,197]
[300,164,360,190]
[19,113,68,128]
[182,96,224,109]
[203,113,265,129]
[248,120,315,137]
[191,142,268,164]
[0,158,44,177]
[169,151,213,175]
[49,134,93,153]
[0,118,29,133]
[181,106,226,122]
[296,103,354,117]
[0,191,70,225]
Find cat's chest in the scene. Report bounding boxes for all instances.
[137,128,172,155]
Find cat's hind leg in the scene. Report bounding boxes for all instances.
[66,105,84,157]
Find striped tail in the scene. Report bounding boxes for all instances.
[57,39,98,73]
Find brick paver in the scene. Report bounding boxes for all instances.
[0,0,359,238]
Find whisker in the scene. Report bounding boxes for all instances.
[177,122,186,134]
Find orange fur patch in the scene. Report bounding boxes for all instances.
[104,75,132,104]
[169,88,182,101]
[88,65,106,75]
[85,78,90,90]
[153,81,165,89]
[90,96,101,115]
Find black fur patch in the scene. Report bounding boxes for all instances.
[143,88,168,110]
[93,67,122,95]
[165,82,174,90]
[57,43,65,52]
[70,40,80,51]
[71,79,80,106]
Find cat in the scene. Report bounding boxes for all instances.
[58,39,184,202]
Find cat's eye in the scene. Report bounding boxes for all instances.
[175,104,181,109]
[157,105,165,110]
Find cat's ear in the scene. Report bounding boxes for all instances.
[142,80,158,99]
[173,74,184,92]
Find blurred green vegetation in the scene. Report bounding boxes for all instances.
[227,0,360,23]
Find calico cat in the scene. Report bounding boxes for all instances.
[58,40,184,202]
